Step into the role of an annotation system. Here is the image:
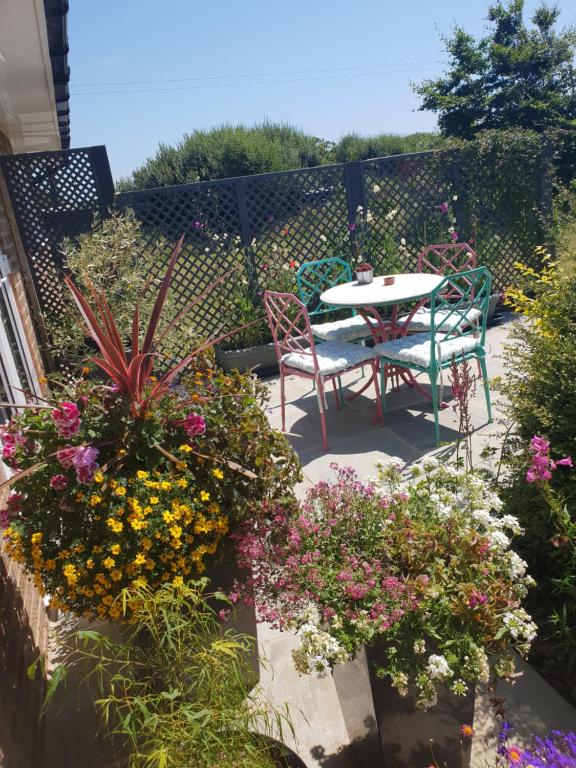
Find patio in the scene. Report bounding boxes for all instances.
[257,315,576,768]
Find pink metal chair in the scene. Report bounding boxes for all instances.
[263,290,383,451]
[398,243,479,333]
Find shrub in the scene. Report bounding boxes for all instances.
[50,580,292,768]
[117,122,331,191]
[332,132,451,162]
[498,254,576,697]
[234,461,535,708]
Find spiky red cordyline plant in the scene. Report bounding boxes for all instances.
[65,235,257,417]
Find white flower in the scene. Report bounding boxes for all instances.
[400,237,406,246]
[500,514,522,534]
[366,211,374,223]
[503,609,537,643]
[488,530,510,551]
[426,654,453,680]
[413,639,426,655]
[372,184,381,194]
[385,206,399,221]
[422,456,440,472]
[452,194,458,201]
[292,622,348,677]
[319,234,327,242]
[507,551,528,579]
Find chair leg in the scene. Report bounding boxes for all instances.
[332,377,341,410]
[280,371,286,433]
[317,377,329,451]
[430,368,441,444]
[380,362,388,414]
[479,356,493,423]
[372,361,383,424]
[337,375,345,407]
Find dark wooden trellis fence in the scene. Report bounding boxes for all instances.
[0,142,550,366]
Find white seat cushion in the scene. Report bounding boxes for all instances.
[310,314,374,343]
[282,341,376,375]
[397,306,481,333]
[374,332,480,368]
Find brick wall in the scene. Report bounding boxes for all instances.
[0,128,49,768]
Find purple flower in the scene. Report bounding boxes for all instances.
[192,220,204,230]
[438,202,449,215]
[348,223,357,231]
[73,445,99,469]
[451,231,458,243]
[183,412,206,438]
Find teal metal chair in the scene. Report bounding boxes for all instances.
[296,258,374,343]
[374,266,492,443]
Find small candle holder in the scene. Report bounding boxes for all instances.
[356,262,373,284]
[383,275,396,286]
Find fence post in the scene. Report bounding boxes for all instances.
[234,180,259,294]
[449,153,467,240]
[344,161,367,261]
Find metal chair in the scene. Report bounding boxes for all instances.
[397,243,479,334]
[375,267,492,443]
[263,290,382,451]
[296,258,374,343]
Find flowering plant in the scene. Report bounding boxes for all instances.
[233,460,536,708]
[1,243,300,619]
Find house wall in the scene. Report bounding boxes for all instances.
[0,127,49,768]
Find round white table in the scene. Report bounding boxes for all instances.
[320,272,445,404]
[319,272,444,310]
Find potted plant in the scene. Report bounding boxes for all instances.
[355,261,374,284]
[1,237,301,623]
[232,460,536,768]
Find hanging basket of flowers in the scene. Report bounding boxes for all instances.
[1,237,300,620]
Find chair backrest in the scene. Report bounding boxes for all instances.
[428,267,492,363]
[418,243,478,300]
[296,258,353,317]
[263,290,319,372]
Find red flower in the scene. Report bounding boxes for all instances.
[52,401,81,438]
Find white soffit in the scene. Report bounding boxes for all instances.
[0,0,61,153]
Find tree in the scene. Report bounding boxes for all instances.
[414,1,576,138]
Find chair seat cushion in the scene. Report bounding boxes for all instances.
[282,341,376,376]
[310,314,375,343]
[397,306,482,333]
[374,332,480,368]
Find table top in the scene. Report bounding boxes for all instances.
[320,272,444,308]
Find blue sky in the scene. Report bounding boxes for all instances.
[68,0,573,180]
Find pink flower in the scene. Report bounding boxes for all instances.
[50,474,69,491]
[552,456,573,469]
[51,402,81,438]
[451,231,458,242]
[76,465,96,485]
[72,445,99,469]
[183,413,206,437]
[56,445,77,468]
[438,202,449,214]
[346,583,368,600]
[2,443,16,460]
[468,589,488,608]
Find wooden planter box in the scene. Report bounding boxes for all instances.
[216,343,278,377]
[333,645,474,768]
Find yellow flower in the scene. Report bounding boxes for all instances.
[173,576,184,588]
[114,486,127,497]
[86,558,94,570]
[162,510,174,524]
[31,532,43,545]
[106,518,123,534]
[93,471,104,484]
[160,481,172,491]
[89,494,102,507]
[103,557,115,570]
[137,470,149,480]
[200,491,210,502]
[110,544,121,555]
[130,518,148,531]
[178,444,193,453]
[141,537,152,551]
[177,478,188,489]
[212,468,224,480]
[169,525,182,539]
[92,545,103,554]
[44,559,56,572]
[110,569,123,582]
[133,553,146,567]
[149,496,159,505]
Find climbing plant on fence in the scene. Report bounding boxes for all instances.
[0,131,553,367]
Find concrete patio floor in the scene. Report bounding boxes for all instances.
[256,316,576,767]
